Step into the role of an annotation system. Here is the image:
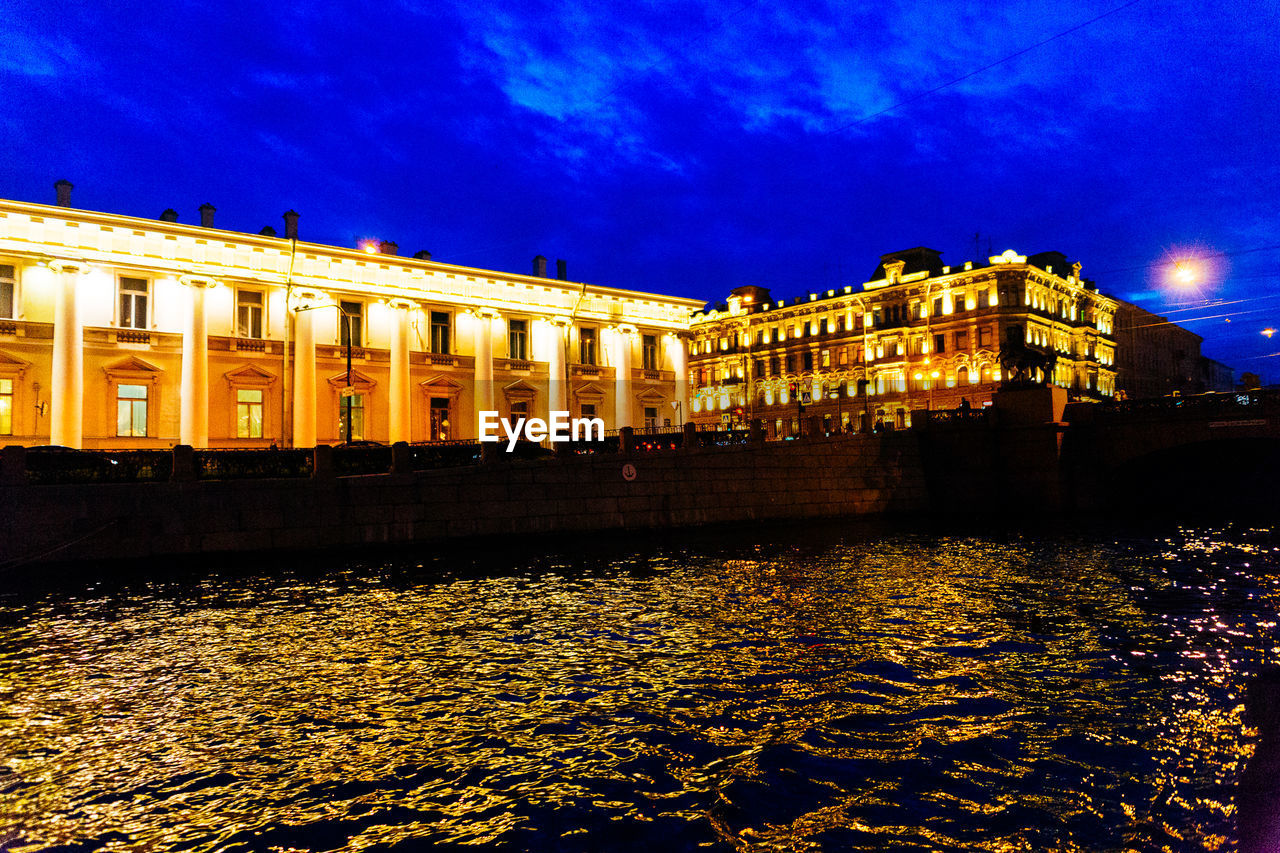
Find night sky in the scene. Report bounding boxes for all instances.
[3,1,1277,379]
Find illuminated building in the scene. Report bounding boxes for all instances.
[687,247,1119,435]
[0,182,699,448]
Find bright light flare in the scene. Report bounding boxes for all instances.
[1263,328,1276,339]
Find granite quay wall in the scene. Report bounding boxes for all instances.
[0,431,929,568]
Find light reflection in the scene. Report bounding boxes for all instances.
[0,524,1275,850]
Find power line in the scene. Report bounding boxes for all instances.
[819,0,1145,137]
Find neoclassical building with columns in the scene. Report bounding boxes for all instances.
[0,186,699,449]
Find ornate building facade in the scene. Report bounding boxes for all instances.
[687,247,1118,435]
[0,185,700,449]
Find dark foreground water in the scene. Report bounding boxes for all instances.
[2,520,1278,852]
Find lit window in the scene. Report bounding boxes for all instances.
[429,397,451,440]
[119,278,149,329]
[0,378,11,434]
[508,319,528,360]
[236,388,264,438]
[237,290,264,339]
[338,393,364,441]
[0,265,14,320]
[431,312,451,354]
[339,301,363,347]
[116,383,147,436]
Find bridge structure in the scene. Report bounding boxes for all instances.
[919,387,1280,515]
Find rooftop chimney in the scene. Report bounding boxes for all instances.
[54,179,73,207]
[412,249,432,261]
[198,203,216,228]
[159,209,179,222]
[556,259,567,280]
[282,209,299,240]
[259,225,277,236]
[532,255,547,277]
[379,240,398,256]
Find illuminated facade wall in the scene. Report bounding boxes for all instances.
[0,198,700,448]
[688,248,1118,435]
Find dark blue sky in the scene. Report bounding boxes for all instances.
[3,0,1277,378]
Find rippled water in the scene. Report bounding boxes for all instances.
[2,520,1278,852]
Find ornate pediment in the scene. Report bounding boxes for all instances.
[0,350,31,378]
[419,374,464,399]
[572,381,605,402]
[224,363,277,387]
[327,368,377,391]
[103,355,163,384]
[502,379,538,402]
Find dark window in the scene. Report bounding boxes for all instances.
[119,278,148,329]
[955,331,968,350]
[0,265,13,319]
[644,406,658,429]
[802,351,814,371]
[237,290,263,339]
[642,334,658,370]
[508,319,528,360]
[581,403,597,419]
[820,318,829,335]
[579,328,597,364]
[932,297,943,317]
[933,333,946,354]
[430,312,450,354]
[339,301,363,347]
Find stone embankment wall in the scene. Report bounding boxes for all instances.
[0,432,928,568]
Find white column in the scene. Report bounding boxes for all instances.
[49,262,83,448]
[292,298,317,448]
[389,300,413,443]
[670,333,688,426]
[180,278,211,447]
[474,310,496,419]
[614,325,634,429]
[547,317,568,418]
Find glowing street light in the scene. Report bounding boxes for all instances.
[1263,328,1276,339]
[1172,261,1197,287]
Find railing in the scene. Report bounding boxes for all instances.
[116,329,151,344]
[408,440,485,469]
[25,447,174,485]
[1100,391,1275,416]
[196,448,313,480]
[922,407,991,426]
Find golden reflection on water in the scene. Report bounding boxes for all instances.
[0,523,1276,851]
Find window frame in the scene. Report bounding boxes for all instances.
[338,300,364,348]
[579,327,598,365]
[118,276,150,330]
[115,383,149,437]
[236,289,265,340]
[0,263,15,320]
[508,318,528,361]
[430,310,451,354]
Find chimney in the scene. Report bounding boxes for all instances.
[556,259,567,280]
[412,249,432,261]
[159,209,179,222]
[259,225,277,237]
[379,240,398,256]
[54,179,73,207]
[532,255,547,277]
[282,209,299,240]
[198,203,216,228]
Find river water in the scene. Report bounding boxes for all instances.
[1,520,1277,852]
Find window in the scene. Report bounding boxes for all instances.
[644,406,658,429]
[754,359,765,377]
[116,384,148,436]
[642,334,658,370]
[579,328,597,365]
[0,378,10,434]
[933,333,946,354]
[338,393,364,441]
[339,301,363,347]
[511,400,529,418]
[237,290,264,339]
[932,297,943,318]
[508,319,528,360]
[802,351,813,371]
[236,388,264,438]
[821,349,830,368]
[769,356,779,376]
[978,288,990,308]
[430,312,451,354]
[819,318,829,335]
[955,331,968,350]
[0,265,13,319]
[429,397,451,440]
[581,403,597,419]
[119,278,149,329]
[979,327,992,347]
